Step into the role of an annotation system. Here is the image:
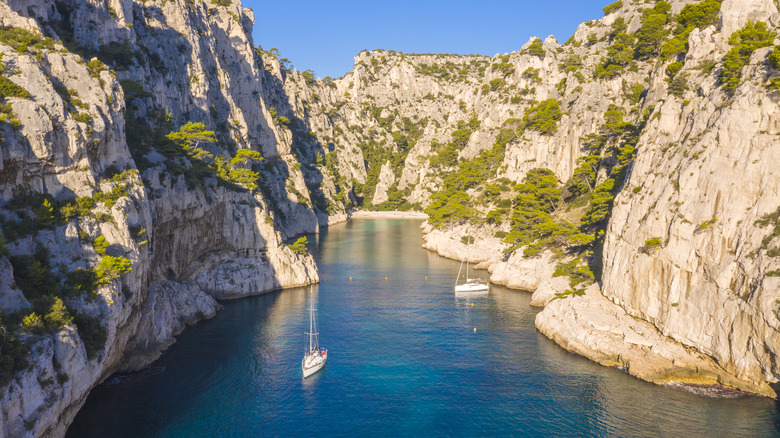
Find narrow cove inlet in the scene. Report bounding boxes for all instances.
[66,219,779,437]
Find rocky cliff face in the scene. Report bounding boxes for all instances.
[0,0,318,436]
[271,0,780,398]
[597,0,780,394]
[2,0,780,435]
[535,0,780,398]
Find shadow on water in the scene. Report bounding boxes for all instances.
[68,219,780,437]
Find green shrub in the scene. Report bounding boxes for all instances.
[0,323,29,385]
[425,189,477,226]
[43,297,71,329]
[165,122,216,159]
[562,54,582,73]
[489,78,506,90]
[503,168,577,254]
[0,27,55,53]
[93,184,127,209]
[20,312,45,334]
[769,46,780,69]
[492,61,515,77]
[634,1,671,58]
[660,0,723,60]
[423,131,505,226]
[94,213,113,223]
[96,255,132,283]
[428,116,481,168]
[641,237,663,253]
[593,31,634,79]
[755,207,780,254]
[129,225,147,243]
[564,155,599,199]
[551,288,586,301]
[677,0,722,31]
[627,83,645,105]
[9,253,60,299]
[289,237,308,256]
[73,112,91,124]
[60,196,94,221]
[0,77,31,100]
[608,32,635,64]
[525,38,545,59]
[554,257,595,287]
[33,198,55,229]
[0,101,21,129]
[719,21,776,92]
[666,61,684,78]
[695,218,718,232]
[72,314,107,360]
[521,99,562,135]
[300,69,316,85]
[522,67,540,82]
[668,73,688,98]
[580,179,615,229]
[65,268,99,297]
[660,35,687,60]
[214,149,263,191]
[92,236,108,255]
[87,59,106,78]
[373,184,412,211]
[720,49,745,92]
[594,62,623,79]
[603,0,622,15]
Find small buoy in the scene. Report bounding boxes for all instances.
[474,328,477,332]
[425,276,428,280]
[471,303,474,307]
[349,277,352,281]
[385,276,388,280]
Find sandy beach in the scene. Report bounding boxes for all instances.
[348,210,429,219]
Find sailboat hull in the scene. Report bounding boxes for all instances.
[454,282,489,292]
[455,238,489,293]
[302,351,327,378]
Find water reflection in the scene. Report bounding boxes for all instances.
[68,219,780,437]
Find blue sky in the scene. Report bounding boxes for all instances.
[245,0,608,79]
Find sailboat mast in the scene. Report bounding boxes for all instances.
[466,236,470,280]
[309,303,314,352]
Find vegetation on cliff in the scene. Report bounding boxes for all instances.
[719,21,776,92]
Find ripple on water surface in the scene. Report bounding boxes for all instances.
[68,219,780,437]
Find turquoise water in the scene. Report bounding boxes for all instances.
[68,219,780,437]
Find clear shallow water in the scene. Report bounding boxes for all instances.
[68,219,780,437]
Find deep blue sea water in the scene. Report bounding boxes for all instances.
[67,219,780,437]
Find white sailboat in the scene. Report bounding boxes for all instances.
[454,238,489,293]
[302,292,327,378]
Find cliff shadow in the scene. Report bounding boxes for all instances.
[257,68,339,229]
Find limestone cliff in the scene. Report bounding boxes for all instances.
[0,0,318,436]
[2,0,780,435]
[271,0,780,398]
[535,0,780,398]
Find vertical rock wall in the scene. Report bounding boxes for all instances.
[0,0,319,436]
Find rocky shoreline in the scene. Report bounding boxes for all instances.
[347,210,429,219]
[415,220,778,398]
[2,0,780,435]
